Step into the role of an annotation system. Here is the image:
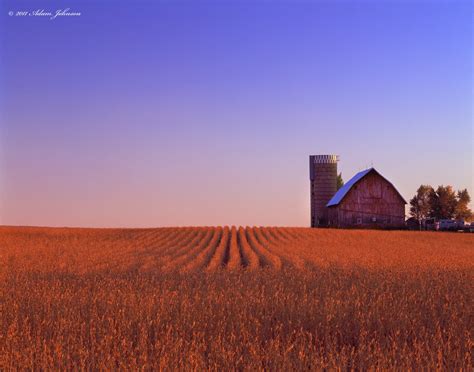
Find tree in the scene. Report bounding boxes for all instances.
[411,184,472,222]
[409,185,433,222]
[454,189,472,221]
[429,185,457,220]
[336,172,344,191]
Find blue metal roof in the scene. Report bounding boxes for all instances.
[326,167,406,207]
[326,168,373,207]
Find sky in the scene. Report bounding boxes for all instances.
[0,0,472,227]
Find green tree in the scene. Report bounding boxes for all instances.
[454,189,472,221]
[429,185,457,220]
[409,185,433,222]
[336,172,344,191]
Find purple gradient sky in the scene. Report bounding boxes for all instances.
[0,0,472,227]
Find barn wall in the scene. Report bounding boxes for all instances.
[328,172,405,228]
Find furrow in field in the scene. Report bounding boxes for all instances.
[166,228,210,261]
[252,227,284,268]
[206,226,230,271]
[157,228,205,261]
[270,227,293,243]
[137,228,200,272]
[290,227,319,242]
[146,227,195,256]
[160,228,205,258]
[257,227,279,245]
[283,227,304,241]
[269,227,304,246]
[246,227,282,270]
[134,228,185,258]
[122,228,176,256]
[269,227,304,249]
[262,227,310,271]
[282,228,331,269]
[226,226,242,270]
[108,228,177,272]
[180,227,223,273]
[138,228,177,251]
[131,228,186,272]
[238,227,260,270]
[160,228,213,271]
[135,228,193,259]
[152,228,198,257]
[79,229,159,273]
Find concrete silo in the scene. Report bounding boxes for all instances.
[309,155,339,227]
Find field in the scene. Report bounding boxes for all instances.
[0,226,472,370]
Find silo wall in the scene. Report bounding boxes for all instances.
[309,155,338,227]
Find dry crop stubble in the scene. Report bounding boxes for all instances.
[0,226,472,370]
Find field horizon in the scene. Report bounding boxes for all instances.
[2,225,473,272]
[1,226,472,369]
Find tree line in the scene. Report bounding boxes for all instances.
[409,185,472,222]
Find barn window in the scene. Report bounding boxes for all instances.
[372,216,377,222]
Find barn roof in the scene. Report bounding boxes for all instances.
[326,167,406,207]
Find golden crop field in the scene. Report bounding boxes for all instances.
[0,226,472,370]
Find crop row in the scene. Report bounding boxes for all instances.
[1,226,472,275]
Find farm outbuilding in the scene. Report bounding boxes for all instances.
[326,168,406,228]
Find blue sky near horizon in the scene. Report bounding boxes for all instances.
[0,0,472,227]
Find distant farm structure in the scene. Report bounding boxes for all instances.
[309,155,339,227]
[309,155,406,229]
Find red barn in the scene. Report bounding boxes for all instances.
[326,168,406,228]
